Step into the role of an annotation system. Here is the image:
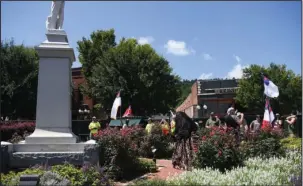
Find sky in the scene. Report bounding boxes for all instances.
[1,1,301,80]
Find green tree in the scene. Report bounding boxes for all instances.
[1,39,39,119]
[178,79,196,105]
[77,29,116,97]
[235,63,301,115]
[77,29,181,116]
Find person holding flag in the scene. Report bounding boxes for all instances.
[170,111,176,135]
[160,119,170,135]
[261,75,279,129]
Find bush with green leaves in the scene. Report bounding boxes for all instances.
[163,150,301,186]
[280,137,302,150]
[39,171,71,186]
[95,127,158,180]
[137,158,157,173]
[193,127,243,172]
[1,167,45,186]
[138,124,173,159]
[240,129,286,159]
[1,163,112,186]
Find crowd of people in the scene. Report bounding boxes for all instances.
[203,108,298,137]
[87,107,298,171]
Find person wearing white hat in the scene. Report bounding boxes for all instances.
[224,107,243,144]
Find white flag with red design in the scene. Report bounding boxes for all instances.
[122,105,133,117]
[110,91,121,119]
[261,98,275,129]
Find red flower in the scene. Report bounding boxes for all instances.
[131,143,137,149]
[210,131,215,136]
[218,150,222,156]
[202,136,207,141]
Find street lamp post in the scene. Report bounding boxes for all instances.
[196,104,208,117]
[203,104,208,117]
[78,105,90,120]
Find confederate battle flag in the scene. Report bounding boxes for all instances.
[122,105,133,117]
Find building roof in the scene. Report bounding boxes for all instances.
[109,118,143,127]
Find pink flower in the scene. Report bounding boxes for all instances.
[218,150,222,156]
[202,136,207,141]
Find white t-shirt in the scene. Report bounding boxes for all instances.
[251,120,261,131]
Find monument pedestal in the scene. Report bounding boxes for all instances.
[25,30,77,144]
[1,30,99,169]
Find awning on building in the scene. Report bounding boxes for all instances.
[109,118,143,127]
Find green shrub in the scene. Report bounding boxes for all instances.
[240,137,285,159]
[51,164,85,186]
[193,127,243,172]
[138,124,173,159]
[137,158,157,173]
[95,128,150,180]
[1,168,45,186]
[1,163,112,186]
[39,171,71,186]
[80,163,112,186]
[167,150,301,186]
[280,137,302,150]
[0,121,35,142]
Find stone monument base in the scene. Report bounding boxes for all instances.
[24,128,78,144]
[1,140,99,169]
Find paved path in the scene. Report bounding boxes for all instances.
[114,159,185,186]
[148,159,184,180]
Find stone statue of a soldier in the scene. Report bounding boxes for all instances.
[46,1,65,30]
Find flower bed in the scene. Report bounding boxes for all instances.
[1,163,112,186]
[193,126,243,172]
[132,150,301,186]
[137,124,173,159]
[94,127,159,180]
[280,136,302,150]
[0,121,35,142]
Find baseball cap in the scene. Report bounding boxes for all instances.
[210,112,214,115]
[92,116,96,119]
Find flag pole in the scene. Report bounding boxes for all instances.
[120,89,122,118]
[119,89,123,127]
[267,96,272,128]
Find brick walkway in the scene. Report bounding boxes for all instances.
[147,159,184,180]
[114,159,185,186]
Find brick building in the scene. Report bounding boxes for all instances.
[71,67,93,118]
[176,79,239,118]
